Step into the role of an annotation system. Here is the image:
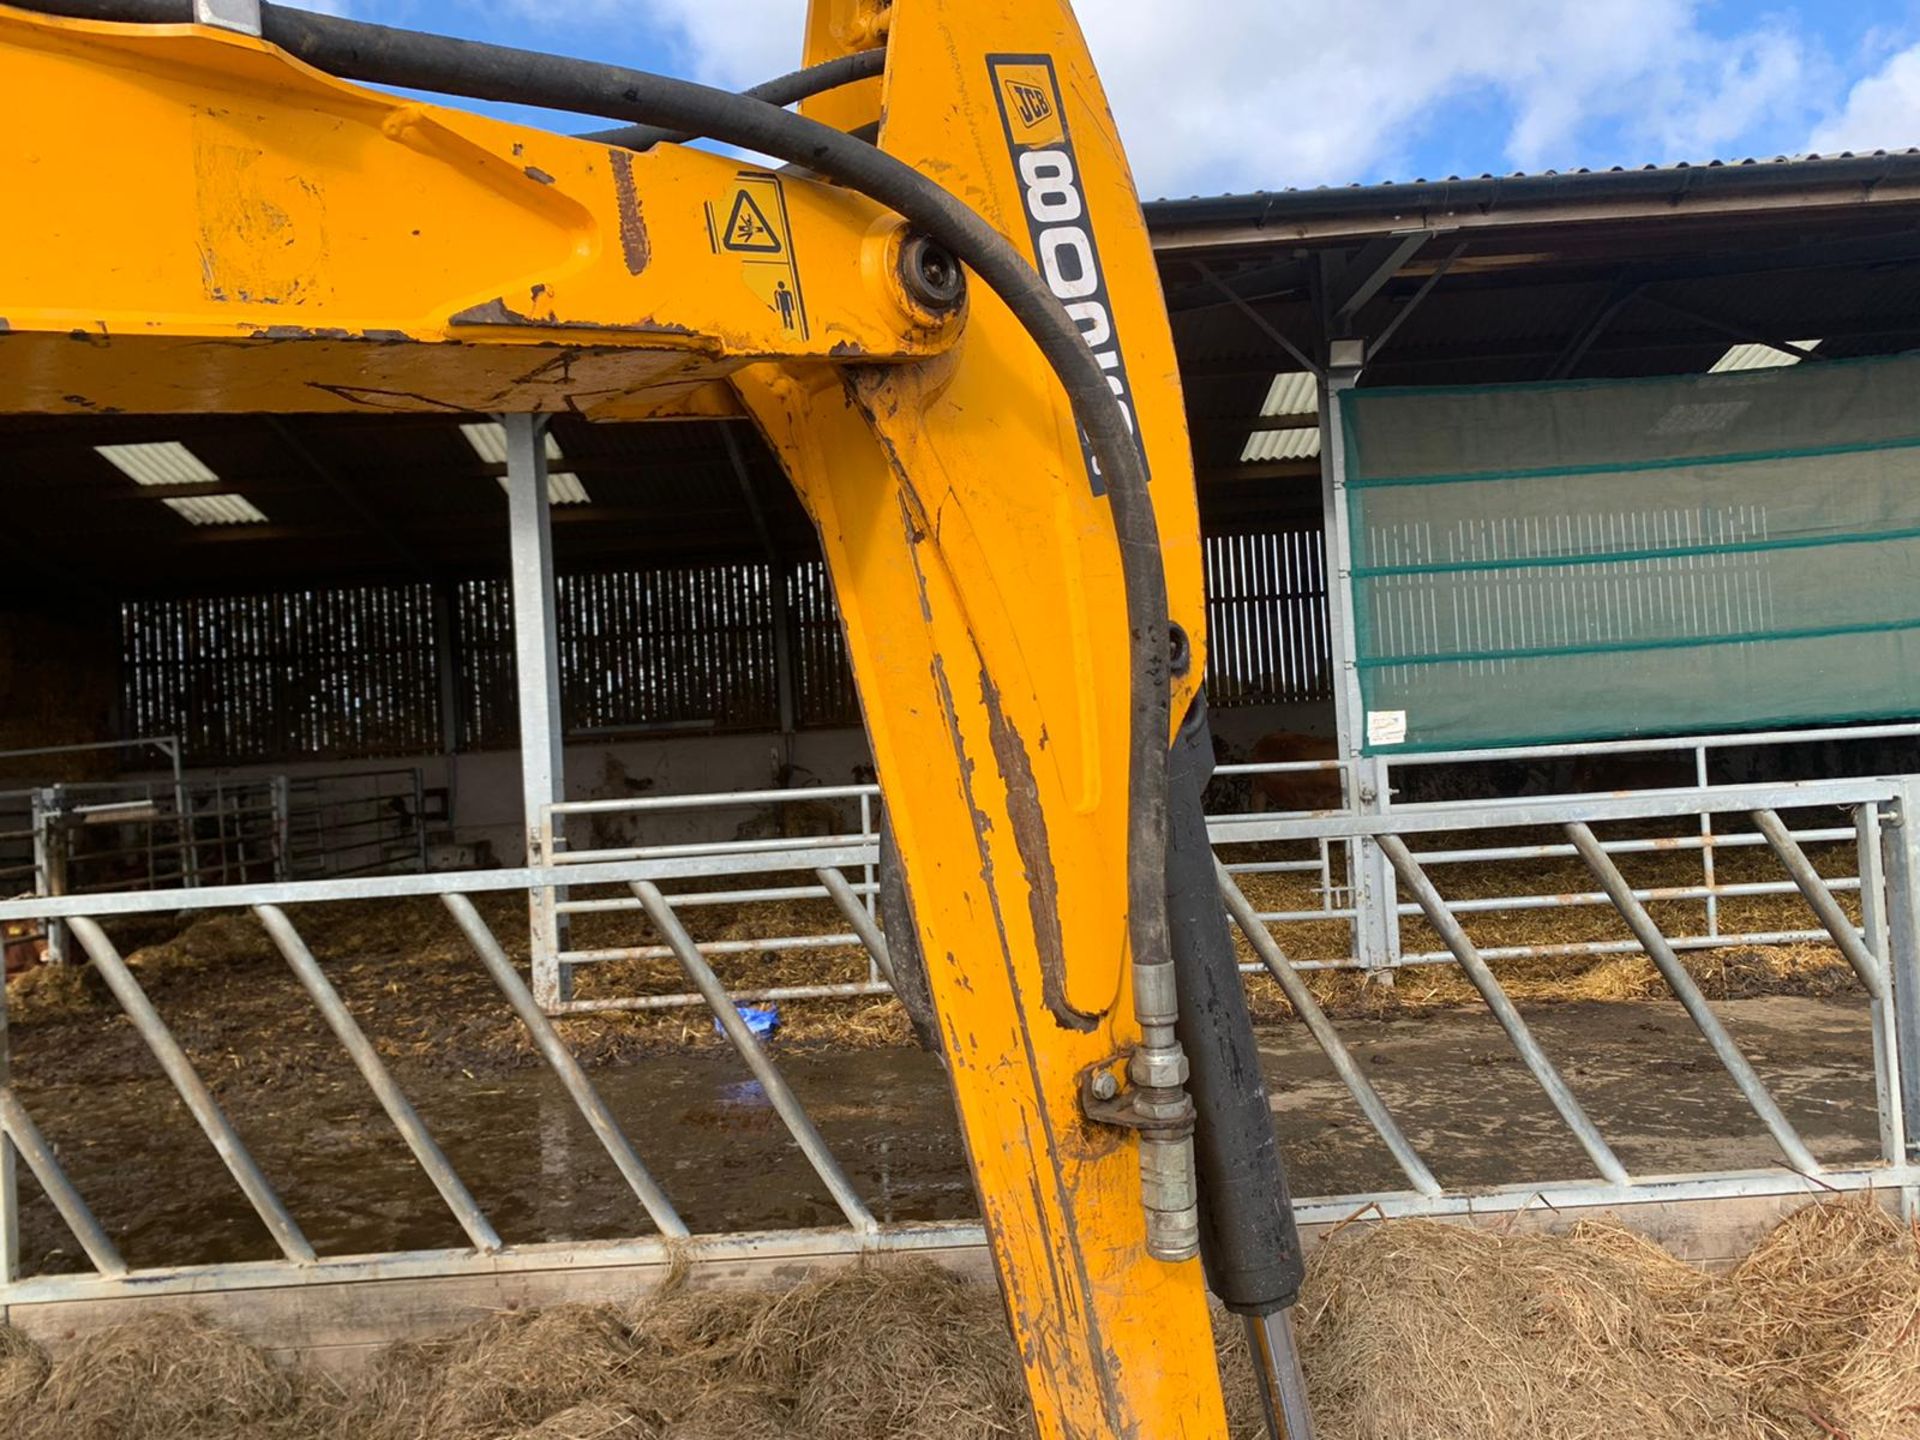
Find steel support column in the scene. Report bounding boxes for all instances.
[1320,362,1399,973]
[270,775,292,883]
[722,426,796,748]
[504,415,569,1008]
[0,911,15,1287]
[1879,782,1920,1196]
[30,787,69,966]
[1857,801,1906,1179]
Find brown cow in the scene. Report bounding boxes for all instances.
[1248,731,1344,813]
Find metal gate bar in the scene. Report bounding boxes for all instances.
[633,881,877,1235]
[67,916,316,1264]
[256,904,502,1254]
[817,866,897,988]
[1751,808,1884,995]
[1216,858,1442,1197]
[441,894,688,1239]
[1565,823,1821,1176]
[1376,834,1631,1185]
[0,1089,125,1277]
[1855,802,1906,1169]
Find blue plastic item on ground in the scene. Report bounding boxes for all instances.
[716,1003,780,1040]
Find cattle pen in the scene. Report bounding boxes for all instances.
[7,13,1920,1432]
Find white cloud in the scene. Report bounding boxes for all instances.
[1074,0,1822,195]
[635,0,806,88]
[481,0,802,88]
[1810,41,1920,154]
[473,0,1843,195]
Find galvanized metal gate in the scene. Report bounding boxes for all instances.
[1,773,1913,1323]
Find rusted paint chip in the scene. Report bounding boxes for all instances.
[609,151,651,276]
[524,165,557,185]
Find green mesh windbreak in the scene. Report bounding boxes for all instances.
[1343,351,1920,753]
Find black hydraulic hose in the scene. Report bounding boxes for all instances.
[579,47,886,151]
[18,1,1176,988]
[1165,698,1302,1315]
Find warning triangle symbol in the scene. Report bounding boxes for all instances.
[722,191,783,253]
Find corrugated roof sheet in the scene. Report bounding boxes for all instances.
[1708,340,1820,373]
[95,440,218,487]
[1239,372,1323,462]
[1146,150,1920,228]
[162,493,268,526]
[1256,372,1318,416]
[493,471,593,505]
[460,421,563,465]
[1240,427,1321,463]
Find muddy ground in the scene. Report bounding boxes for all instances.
[0,884,1885,1278]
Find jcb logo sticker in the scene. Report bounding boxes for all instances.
[996,63,1062,143]
[988,54,1145,496]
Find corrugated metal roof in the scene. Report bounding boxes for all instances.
[1146,150,1920,230]
[1255,372,1318,416]
[1240,428,1321,463]
[1238,371,1322,462]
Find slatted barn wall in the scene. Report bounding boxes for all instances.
[1203,529,1334,705]
[121,588,441,762]
[788,561,859,730]
[122,531,1331,763]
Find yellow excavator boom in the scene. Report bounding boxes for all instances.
[0,3,1311,1434]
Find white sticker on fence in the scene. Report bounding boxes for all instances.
[1367,710,1408,747]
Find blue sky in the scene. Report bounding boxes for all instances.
[313,1,1920,199]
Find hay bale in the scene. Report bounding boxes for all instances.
[26,1311,302,1440]
[508,1400,657,1438]
[1295,1218,1752,1440]
[344,1262,1030,1440]
[8,1206,1915,1439]
[0,1325,50,1419]
[1717,1200,1920,1440]
[724,1264,1028,1437]
[389,1306,639,1440]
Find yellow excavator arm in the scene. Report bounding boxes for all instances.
[0,3,1310,1435]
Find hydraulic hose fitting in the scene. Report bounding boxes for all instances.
[1132,958,1201,1262]
[1081,955,1202,1264]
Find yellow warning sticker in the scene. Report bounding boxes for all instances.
[705,171,809,339]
